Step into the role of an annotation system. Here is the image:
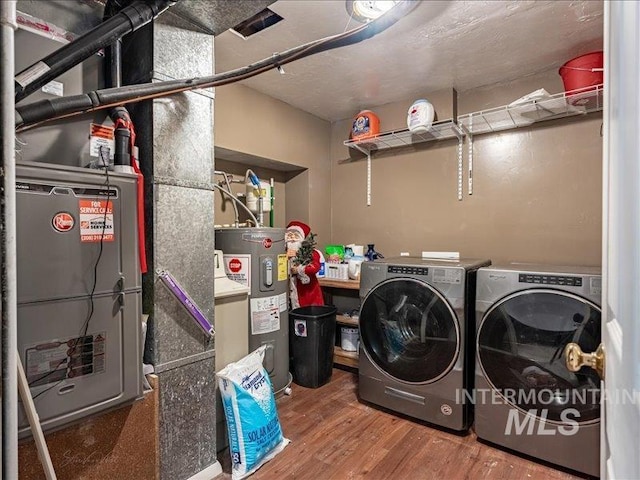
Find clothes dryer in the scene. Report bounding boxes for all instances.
[474,265,601,477]
[358,257,490,431]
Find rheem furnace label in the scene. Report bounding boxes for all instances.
[26,332,106,387]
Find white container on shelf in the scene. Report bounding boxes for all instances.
[407,99,435,133]
[341,327,359,352]
[245,180,271,213]
[325,263,349,280]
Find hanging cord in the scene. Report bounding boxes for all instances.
[28,150,112,400]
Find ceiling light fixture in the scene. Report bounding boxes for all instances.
[347,1,401,22]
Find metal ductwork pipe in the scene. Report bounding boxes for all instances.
[15,0,418,131]
[14,0,177,104]
[1,1,18,478]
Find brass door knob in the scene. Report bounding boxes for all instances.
[564,343,605,380]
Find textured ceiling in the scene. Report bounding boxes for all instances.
[215,0,604,121]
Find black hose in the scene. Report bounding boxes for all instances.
[14,0,176,104]
[15,0,418,131]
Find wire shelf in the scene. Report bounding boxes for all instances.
[458,84,603,135]
[343,119,464,155]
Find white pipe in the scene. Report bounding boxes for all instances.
[214,171,239,227]
[1,2,18,478]
[17,354,57,479]
[213,184,259,227]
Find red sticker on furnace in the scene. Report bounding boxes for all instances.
[52,212,75,232]
[263,238,272,249]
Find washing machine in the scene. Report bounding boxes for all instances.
[358,257,491,431]
[475,265,601,477]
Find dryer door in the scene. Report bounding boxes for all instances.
[360,278,460,384]
[477,289,601,423]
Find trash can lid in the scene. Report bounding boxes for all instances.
[290,305,337,318]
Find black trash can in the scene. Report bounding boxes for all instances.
[289,305,337,388]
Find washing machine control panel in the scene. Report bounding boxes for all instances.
[518,273,582,286]
[388,265,429,276]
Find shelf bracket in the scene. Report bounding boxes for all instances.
[366,152,372,206]
[347,143,372,206]
[453,123,464,201]
[458,123,473,196]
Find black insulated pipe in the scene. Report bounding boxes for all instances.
[114,127,131,166]
[15,0,418,130]
[104,0,133,166]
[14,0,176,104]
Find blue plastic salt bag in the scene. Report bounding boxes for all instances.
[218,346,289,479]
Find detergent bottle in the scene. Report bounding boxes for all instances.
[351,110,380,140]
[407,99,435,133]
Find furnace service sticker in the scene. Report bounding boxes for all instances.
[89,123,115,160]
[79,200,114,242]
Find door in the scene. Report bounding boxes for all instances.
[601,2,640,478]
[359,278,459,383]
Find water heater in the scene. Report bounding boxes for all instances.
[214,228,289,392]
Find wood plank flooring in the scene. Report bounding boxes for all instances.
[216,368,593,480]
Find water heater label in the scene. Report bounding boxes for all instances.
[79,200,114,242]
[25,332,106,387]
[223,254,251,287]
[278,292,287,312]
[250,295,281,335]
[277,254,288,282]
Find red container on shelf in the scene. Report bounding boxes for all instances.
[559,51,604,93]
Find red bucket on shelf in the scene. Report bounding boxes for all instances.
[559,51,603,93]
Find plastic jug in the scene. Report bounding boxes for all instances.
[351,110,380,140]
[407,99,435,133]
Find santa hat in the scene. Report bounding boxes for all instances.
[286,220,311,238]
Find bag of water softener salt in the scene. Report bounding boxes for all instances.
[218,345,289,479]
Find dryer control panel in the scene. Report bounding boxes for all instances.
[518,273,582,286]
[388,265,428,276]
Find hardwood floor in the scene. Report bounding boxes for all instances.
[216,368,592,480]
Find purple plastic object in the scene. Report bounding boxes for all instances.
[157,269,214,338]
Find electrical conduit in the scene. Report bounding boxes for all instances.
[1,1,18,477]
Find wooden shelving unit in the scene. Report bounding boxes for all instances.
[318,278,360,290]
[319,276,361,369]
[336,314,358,327]
[333,346,358,368]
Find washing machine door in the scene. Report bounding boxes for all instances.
[477,289,601,423]
[360,278,460,384]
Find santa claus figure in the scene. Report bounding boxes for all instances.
[286,220,324,309]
